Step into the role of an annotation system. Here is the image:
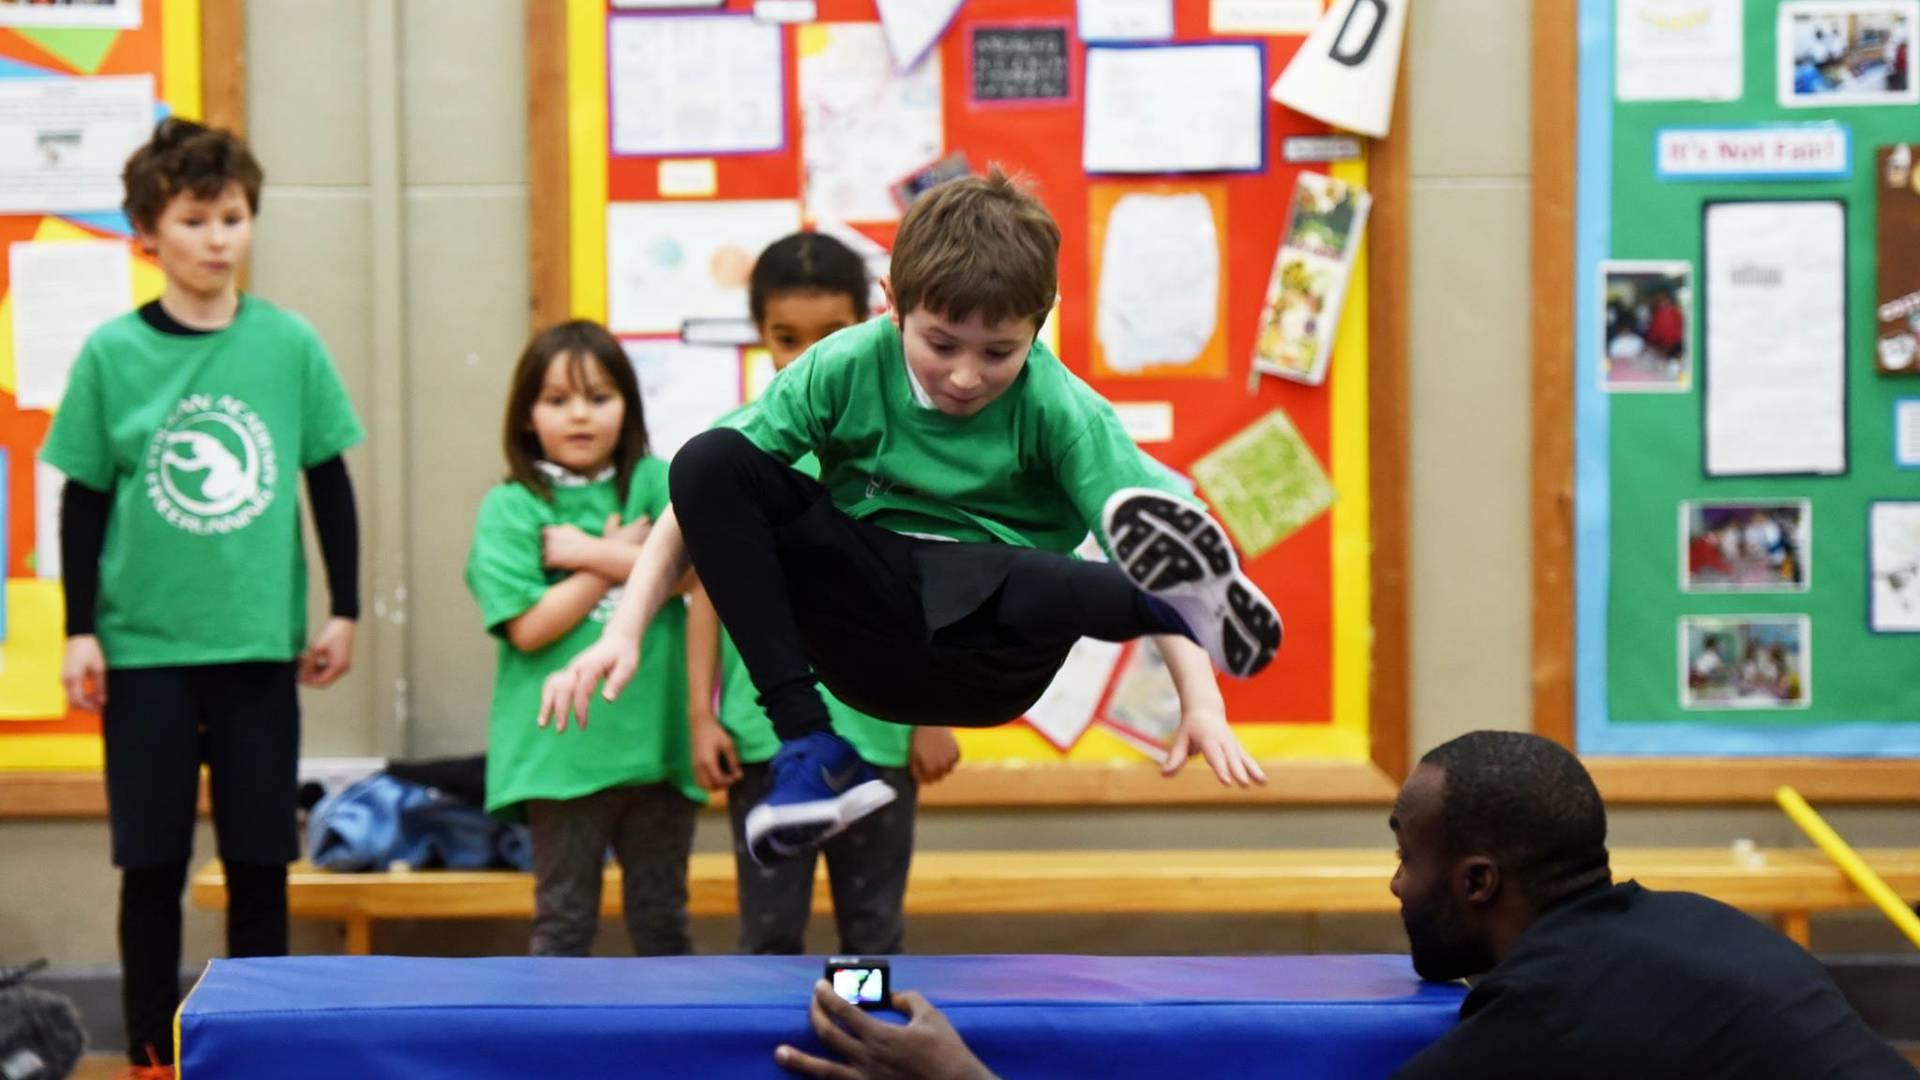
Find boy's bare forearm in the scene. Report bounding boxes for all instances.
[1154,634,1226,713]
[685,583,720,723]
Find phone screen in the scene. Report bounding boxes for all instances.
[831,966,886,1005]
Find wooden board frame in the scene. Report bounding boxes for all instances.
[0,0,247,819]
[523,2,1411,809]
[1528,0,1920,804]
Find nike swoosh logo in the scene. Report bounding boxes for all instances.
[821,763,860,791]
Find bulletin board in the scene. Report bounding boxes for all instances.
[0,0,244,808]
[1533,0,1920,802]
[529,0,1411,805]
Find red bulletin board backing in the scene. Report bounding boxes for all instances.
[530,0,1410,805]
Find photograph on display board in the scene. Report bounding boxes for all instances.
[1681,615,1812,710]
[1779,1,1917,108]
[1602,260,1691,392]
[1869,501,1920,632]
[1877,143,1920,375]
[1680,499,1810,593]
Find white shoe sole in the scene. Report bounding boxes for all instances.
[743,778,897,866]
[1101,488,1283,679]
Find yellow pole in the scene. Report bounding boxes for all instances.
[1775,786,1920,951]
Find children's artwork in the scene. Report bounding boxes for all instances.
[1898,399,1920,466]
[608,14,785,157]
[1876,144,1920,376]
[34,459,61,579]
[875,0,965,72]
[1601,260,1691,392]
[1252,173,1371,386]
[1680,500,1810,592]
[1615,0,1744,102]
[798,23,944,224]
[0,0,140,29]
[1680,615,1811,709]
[1209,0,1323,35]
[8,238,131,410]
[606,199,801,334]
[0,75,153,213]
[970,24,1073,104]
[1870,501,1920,631]
[1779,1,1919,108]
[0,580,70,719]
[1703,200,1847,476]
[1102,638,1181,757]
[1021,637,1125,750]
[1076,0,1174,41]
[1191,409,1335,561]
[1082,43,1265,175]
[1090,185,1227,379]
[619,339,742,461]
[891,151,970,212]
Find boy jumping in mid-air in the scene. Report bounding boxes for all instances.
[539,169,1282,865]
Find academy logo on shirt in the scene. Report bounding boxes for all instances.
[144,393,278,535]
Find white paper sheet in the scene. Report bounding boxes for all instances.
[35,460,62,580]
[1703,201,1847,476]
[1870,502,1920,632]
[1022,637,1125,750]
[799,23,944,224]
[1083,44,1264,174]
[0,76,154,214]
[609,15,785,156]
[1616,0,1744,102]
[1897,400,1920,467]
[621,340,742,461]
[0,0,140,29]
[606,199,801,334]
[1112,401,1175,443]
[1076,0,1175,40]
[1211,0,1323,34]
[1096,193,1219,372]
[874,0,964,71]
[8,240,131,410]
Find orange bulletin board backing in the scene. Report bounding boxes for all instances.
[528,0,1409,805]
[0,0,243,784]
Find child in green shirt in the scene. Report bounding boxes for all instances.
[41,119,365,1071]
[541,170,1281,866]
[686,232,957,954]
[466,320,702,957]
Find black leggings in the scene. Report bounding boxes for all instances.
[670,428,1165,739]
[120,860,287,1065]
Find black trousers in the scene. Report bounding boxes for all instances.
[103,661,300,1064]
[670,428,1163,739]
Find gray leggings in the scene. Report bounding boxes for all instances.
[525,783,698,957]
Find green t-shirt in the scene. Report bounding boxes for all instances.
[39,297,365,667]
[722,317,1189,556]
[466,459,702,818]
[707,429,914,768]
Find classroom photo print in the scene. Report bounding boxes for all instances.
[1602,260,1691,392]
[1681,499,1810,593]
[1869,500,1920,632]
[1779,1,1918,108]
[1681,615,1812,710]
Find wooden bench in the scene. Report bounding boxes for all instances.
[190,848,1920,955]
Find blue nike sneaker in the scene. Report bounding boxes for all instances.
[744,731,897,866]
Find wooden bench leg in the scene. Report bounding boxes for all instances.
[345,914,373,956]
[1775,910,1811,948]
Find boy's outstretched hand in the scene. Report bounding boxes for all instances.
[1164,703,1268,789]
[536,631,639,732]
[775,981,996,1080]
